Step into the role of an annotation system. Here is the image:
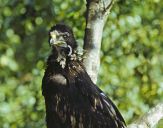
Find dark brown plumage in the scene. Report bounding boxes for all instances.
[42,24,126,128]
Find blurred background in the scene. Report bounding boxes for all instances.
[0,0,162,127]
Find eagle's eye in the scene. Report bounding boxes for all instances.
[63,32,70,38]
[63,35,67,38]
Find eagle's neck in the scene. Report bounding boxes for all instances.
[47,47,81,70]
[56,50,67,69]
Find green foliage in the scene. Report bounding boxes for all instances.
[0,0,162,127]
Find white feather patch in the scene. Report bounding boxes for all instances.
[50,74,67,85]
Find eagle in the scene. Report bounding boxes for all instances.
[42,24,126,128]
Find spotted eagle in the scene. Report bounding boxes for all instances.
[42,24,126,128]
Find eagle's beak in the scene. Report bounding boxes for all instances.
[50,31,66,47]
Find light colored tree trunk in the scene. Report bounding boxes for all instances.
[83,0,114,83]
[83,0,163,127]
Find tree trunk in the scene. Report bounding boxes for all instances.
[83,0,114,83]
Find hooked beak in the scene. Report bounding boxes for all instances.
[50,31,67,47]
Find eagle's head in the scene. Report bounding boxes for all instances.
[48,24,78,68]
[49,24,77,55]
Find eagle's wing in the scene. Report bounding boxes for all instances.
[99,91,126,128]
[75,71,126,128]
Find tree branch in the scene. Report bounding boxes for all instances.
[128,103,163,128]
[83,0,115,83]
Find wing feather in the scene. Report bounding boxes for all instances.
[75,70,126,128]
